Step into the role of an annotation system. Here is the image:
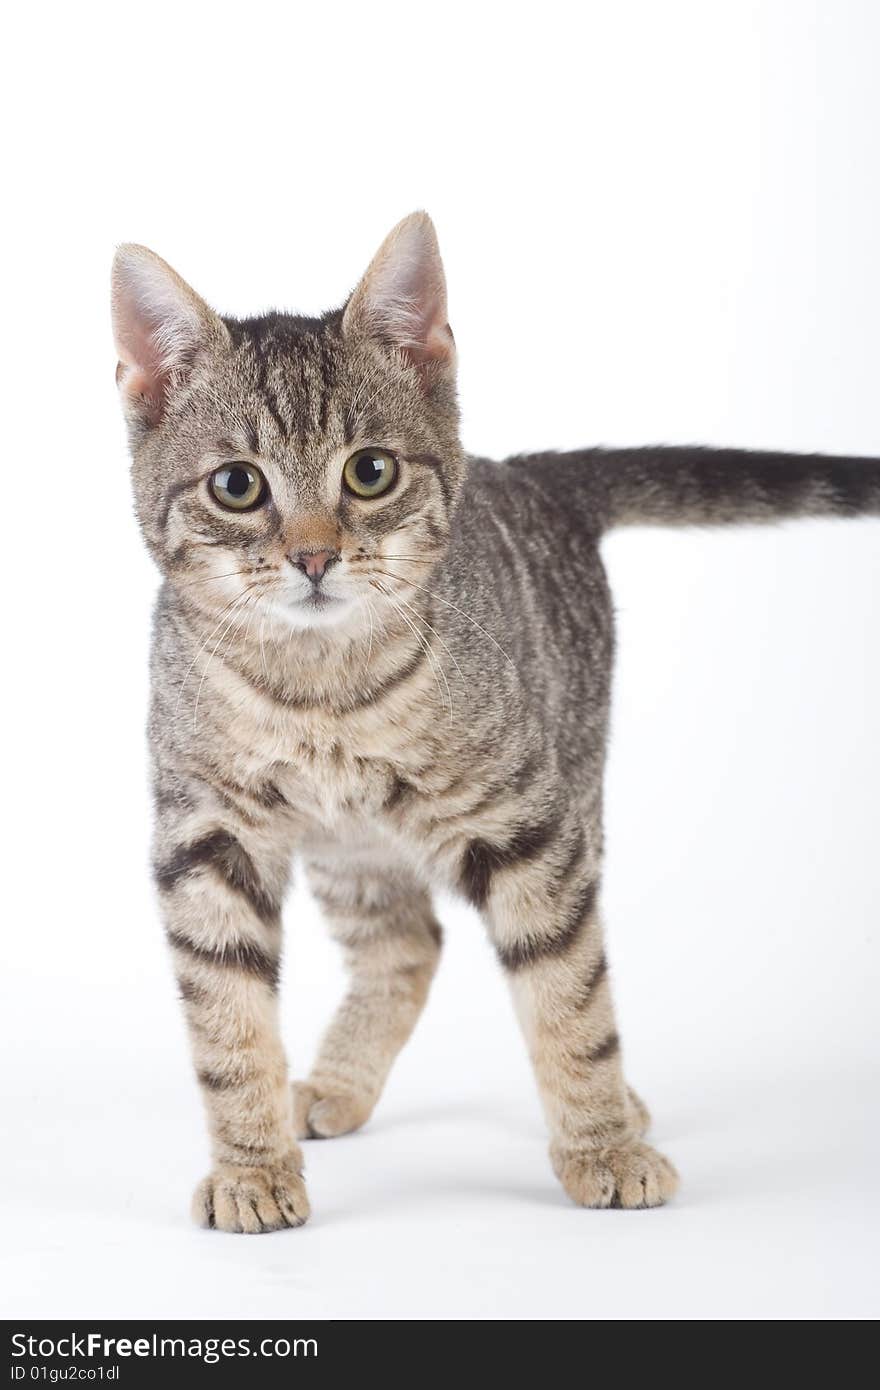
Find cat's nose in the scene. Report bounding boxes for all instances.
[290,548,340,583]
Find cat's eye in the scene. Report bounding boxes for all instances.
[343,448,398,499]
[209,463,267,512]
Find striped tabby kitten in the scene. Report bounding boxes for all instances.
[111,213,880,1232]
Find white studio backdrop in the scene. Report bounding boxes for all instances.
[2,0,878,1319]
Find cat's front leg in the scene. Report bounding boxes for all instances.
[154,779,308,1233]
[477,840,678,1208]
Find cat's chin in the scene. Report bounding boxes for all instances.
[269,592,356,632]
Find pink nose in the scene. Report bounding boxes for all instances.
[291,548,339,582]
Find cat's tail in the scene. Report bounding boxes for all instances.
[549,446,880,533]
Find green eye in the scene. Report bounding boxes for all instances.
[343,448,398,499]
[209,463,267,511]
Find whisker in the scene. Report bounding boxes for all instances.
[240,587,263,652]
[173,584,263,718]
[370,579,453,714]
[192,592,258,732]
[355,595,375,688]
[382,586,467,689]
[258,606,271,687]
[360,594,376,672]
[364,554,431,564]
[197,381,253,441]
[369,567,516,669]
[174,568,257,590]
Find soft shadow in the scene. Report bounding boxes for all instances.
[367,1100,538,1139]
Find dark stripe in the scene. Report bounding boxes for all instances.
[316,336,335,433]
[572,952,608,1010]
[496,878,598,971]
[561,877,599,941]
[383,774,415,809]
[578,1031,620,1066]
[155,784,197,813]
[444,758,546,828]
[261,384,288,441]
[427,919,443,948]
[214,1121,272,1158]
[178,978,210,1006]
[358,640,431,706]
[238,1142,272,1158]
[212,786,259,827]
[553,829,587,890]
[256,779,288,809]
[422,512,449,547]
[154,830,280,925]
[408,451,452,506]
[197,1068,243,1092]
[168,536,225,567]
[366,482,434,538]
[460,817,559,909]
[250,352,289,443]
[158,475,199,532]
[166,927,280,989]
[208,771,288,813]
[242,639,429,713]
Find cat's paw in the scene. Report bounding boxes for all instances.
[192,1158,310,1233]
[552,1139,678,1209]
[292,1080,372,1140]
[625,1085,651,1137]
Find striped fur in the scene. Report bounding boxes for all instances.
[112,213,880,1231]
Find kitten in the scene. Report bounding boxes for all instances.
[111,213,880,1232]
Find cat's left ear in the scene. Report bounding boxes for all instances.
[111,245,229,428]
[342,212,455,379]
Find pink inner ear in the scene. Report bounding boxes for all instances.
[118,362,167,419]
[111,245,215,424]
[372,242,453,365]
[344,213,456,372]
[416,315,455,366]
[115,312,171,414]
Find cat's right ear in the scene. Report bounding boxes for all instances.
[110,245,228,428]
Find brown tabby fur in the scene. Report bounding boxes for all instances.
[111,213,880,1230]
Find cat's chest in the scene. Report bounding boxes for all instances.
[229,694,442,831]
[274,738,398,826]
[213,653,454,838]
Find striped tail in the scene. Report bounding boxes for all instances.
[557,446,880,533]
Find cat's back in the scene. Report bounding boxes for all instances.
[458,452,605,548]
[441,454,613,704]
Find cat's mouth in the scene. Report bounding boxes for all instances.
[276,586,353,629]
[299,590,337,609]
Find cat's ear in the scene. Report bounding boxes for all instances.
[111,245,229,427]
[342,212,455,377]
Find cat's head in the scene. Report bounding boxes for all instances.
[111,213,464,635]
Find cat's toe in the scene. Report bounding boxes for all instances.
[552,1139,678,1209]
[193,1158,310,1233]
[292,1080,372,1139]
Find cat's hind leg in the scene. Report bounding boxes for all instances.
[293,857,442,1140]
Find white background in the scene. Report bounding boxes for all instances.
[3,0,879,1321]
